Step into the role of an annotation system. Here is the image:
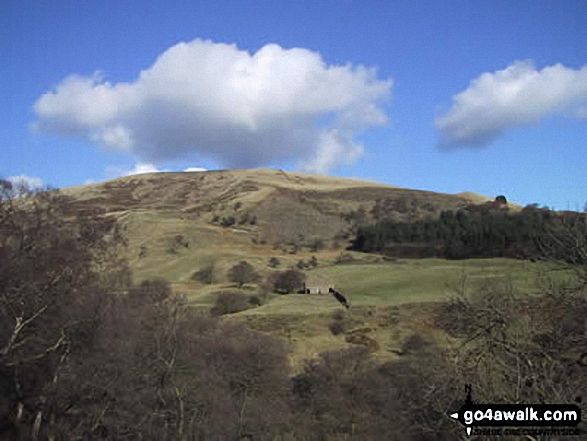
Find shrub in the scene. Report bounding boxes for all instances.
[269,257,281,268]
[334,253,354,264]
[221,216,236,227]
[309,256,318,268]
[328,320,345,336]
[166,234,188,253]
[191,265,214,284]
[248,295,263,307]
[296,259,306,269]
[210,292,249,316]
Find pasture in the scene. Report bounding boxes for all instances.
[173,257,561,370]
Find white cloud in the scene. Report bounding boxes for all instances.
[302,129,364,174]
[184,167,207,172]
[34,39,391,174]
[7,175,44,190]
[125,163,167,176]
[435,60,587,147]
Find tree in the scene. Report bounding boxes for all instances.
[227,261,259,287]
[0,183,130,438]
[495,195,507,205]
[270,270,305,294]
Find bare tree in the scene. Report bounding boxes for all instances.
[0,183,129,439]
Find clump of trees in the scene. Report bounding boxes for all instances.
[351,203,587,260]
[0,182,293,440]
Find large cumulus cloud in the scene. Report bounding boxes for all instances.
[435,60,587,147]
[33,39,392,173]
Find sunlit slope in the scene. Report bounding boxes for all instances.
[60,168,502,283]
[58,171,544,370]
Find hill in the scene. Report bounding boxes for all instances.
[56,168,544,369]
[60,168,504,280]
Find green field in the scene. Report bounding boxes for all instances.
[171,257,560,370]
[181,257,547,309]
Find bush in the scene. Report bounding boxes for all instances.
[334,253,354,264]
[296,259,306,269]
[221,216,236,227]
[166,234,188,253]
[210,292,249,316]
[269,257,281,268]
[328,320,345,336]
[248,295,263,307]
[191,265,214,284]
[309,256,318,267]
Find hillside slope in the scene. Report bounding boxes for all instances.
[60,168,502,282]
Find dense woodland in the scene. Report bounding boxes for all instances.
[1,182,586,440]
[351,199,587,262]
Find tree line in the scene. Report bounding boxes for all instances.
[350,202,587,261]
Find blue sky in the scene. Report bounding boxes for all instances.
[1,0,586,209]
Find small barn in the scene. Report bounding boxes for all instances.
[304,274,333,295]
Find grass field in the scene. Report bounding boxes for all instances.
[169,257,559,371]
[179,257,547,308]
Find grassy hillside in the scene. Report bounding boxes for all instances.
[60,168,506,282]
[58,168,542,369]
[175,257,555,370]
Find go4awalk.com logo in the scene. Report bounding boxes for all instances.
[448,385,583,437]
